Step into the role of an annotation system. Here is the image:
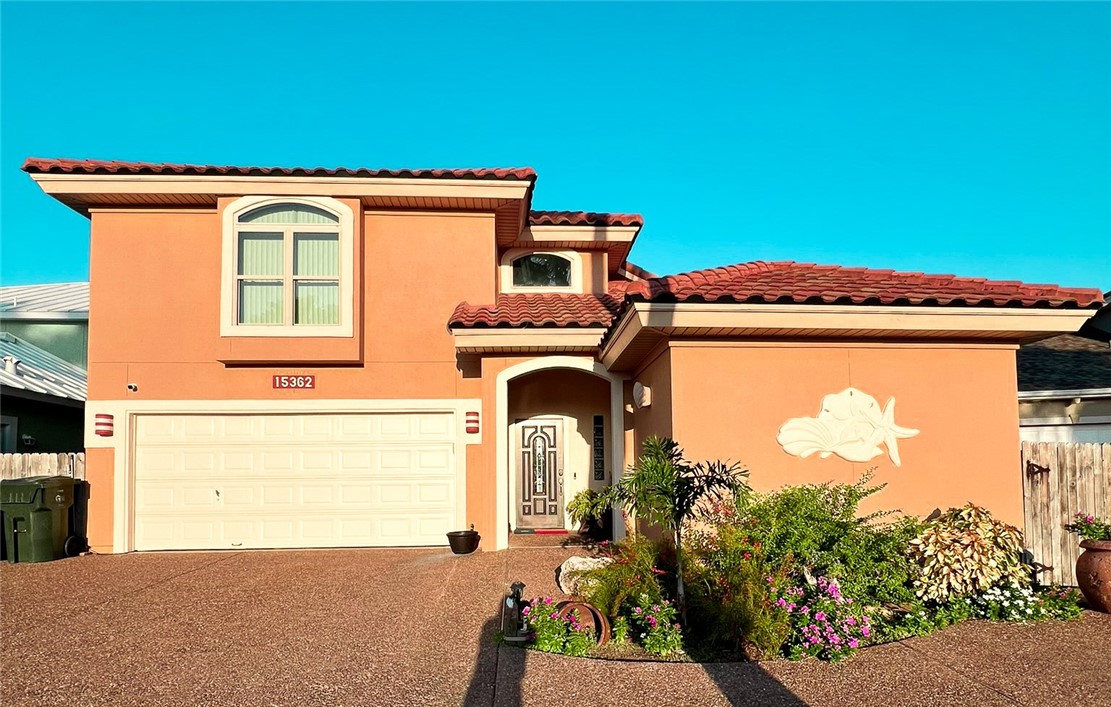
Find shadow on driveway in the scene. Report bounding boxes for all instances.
[463,599,807,707]
[701,661,807,706]
[463,606,526,707]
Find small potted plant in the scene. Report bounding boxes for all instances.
[566,488,613,541]
[1065,512,1111,613]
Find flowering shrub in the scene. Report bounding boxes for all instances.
[573,536,669,621]
[522,597,596,657]
[1064,513,1111,542]
[685,515,792,659]
[776,577,872,662]
[630,595,684,656]
[974,583,1084,622]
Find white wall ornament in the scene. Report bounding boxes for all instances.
[776,388,920,467]
[632,381,652,409]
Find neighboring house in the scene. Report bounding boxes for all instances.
[0,282,90,368]
[0,283,88,453]
[0,332,87,452]
[23,157,1104,555]
[1017,333,1111,443]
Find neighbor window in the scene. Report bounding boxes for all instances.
[512,254,573,287]
[222,196,354,337]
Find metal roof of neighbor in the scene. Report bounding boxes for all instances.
[0,332,87,402]
[0,282,89,319]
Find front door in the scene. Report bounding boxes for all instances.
[516,419,564,529]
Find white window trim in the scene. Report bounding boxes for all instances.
[499,248,583,294]
[220,195,354,337]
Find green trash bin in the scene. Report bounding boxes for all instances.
[0,476,78,563]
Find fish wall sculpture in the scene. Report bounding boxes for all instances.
[776,387,920,467]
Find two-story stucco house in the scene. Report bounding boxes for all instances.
[23,158,1104,555]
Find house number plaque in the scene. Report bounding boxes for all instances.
[272,375,315,389]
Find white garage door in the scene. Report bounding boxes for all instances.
[132,412,459,551]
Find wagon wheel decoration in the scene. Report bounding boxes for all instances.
[555,600,611,646]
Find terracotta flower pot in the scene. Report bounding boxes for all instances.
[1076,540,1111,613]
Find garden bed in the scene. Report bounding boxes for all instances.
[505,436,1093,664]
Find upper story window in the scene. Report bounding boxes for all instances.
[512,254,572,287]
[221,196,354,337]
[499,248,583,294]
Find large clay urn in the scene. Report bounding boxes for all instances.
[1076,540,1111,613]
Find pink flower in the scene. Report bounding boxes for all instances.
[848,639,859,649]
[814,611,826,622]
[861,627,871,637]
[776,598,787,607]
[634,607,643,614]
[845,617,856,626]
[787,603,796,612]
[522,606,531,616]
[673,623,681,630]
[1086,515,1095,523]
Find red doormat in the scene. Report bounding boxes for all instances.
[533,529,569,535]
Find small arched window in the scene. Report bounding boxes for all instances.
[221,196,354,337]
[512,253,573,288]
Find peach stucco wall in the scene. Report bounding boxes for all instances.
[87,208,495,400]
[84,447,115,553]
[85,206,502,548]
[637,342,1024,528]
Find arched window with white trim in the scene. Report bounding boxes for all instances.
[221,196,354,337]
[499,249,583,293]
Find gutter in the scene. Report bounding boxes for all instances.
[1018,387,1111,401]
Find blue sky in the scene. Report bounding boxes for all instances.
[2,2,1109,290]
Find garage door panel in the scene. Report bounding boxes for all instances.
[133,412,459,551]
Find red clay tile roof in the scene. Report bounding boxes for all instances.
[22,158,536,181]
[451,261,1102,330]
[623,261,1105,309]
[619,262,658,280]
[449,286,626,329]
[529,210,643,227]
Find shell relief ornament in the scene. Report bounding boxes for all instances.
[776,388,920,467]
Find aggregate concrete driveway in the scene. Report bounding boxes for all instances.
[2,547,1109,706]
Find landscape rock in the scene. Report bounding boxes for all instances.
[556,556,613,596]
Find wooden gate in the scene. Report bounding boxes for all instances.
[1021,442,1110,586]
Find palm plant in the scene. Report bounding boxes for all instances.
[606,436,750,622]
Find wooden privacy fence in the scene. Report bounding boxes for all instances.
[1022,441,1110,586]
[0,453,86,481]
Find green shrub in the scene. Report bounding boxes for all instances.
[730,470,922,607]
[685,517,792,659]
[608,436,750,619]
[871,598,975,642]
[566,488,611,526]
[572,536,671,621]
[908,504,1028,603]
